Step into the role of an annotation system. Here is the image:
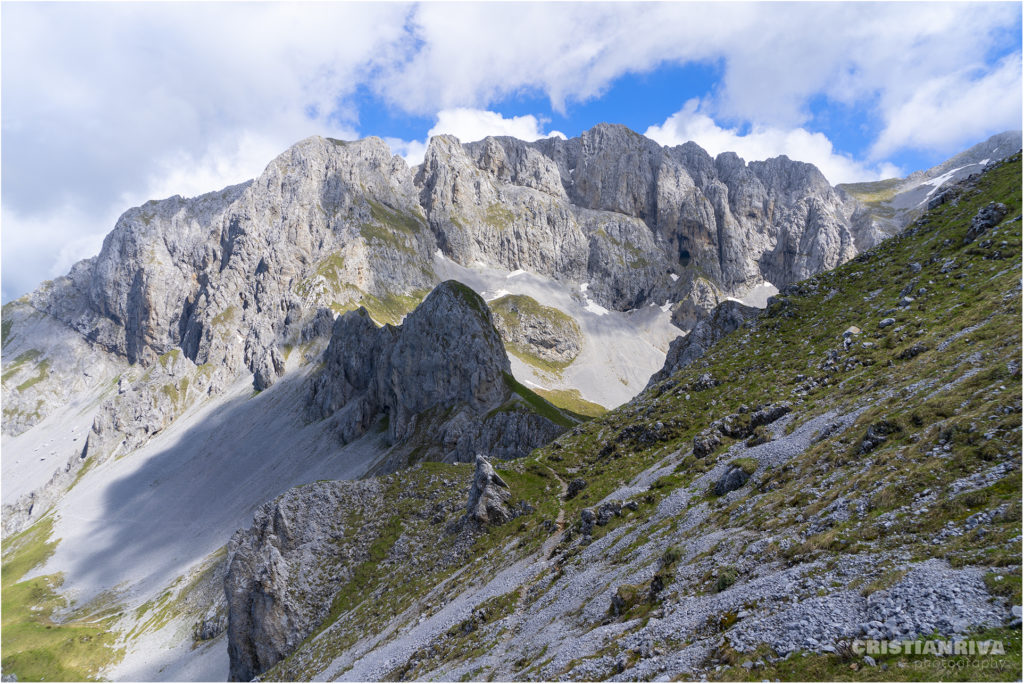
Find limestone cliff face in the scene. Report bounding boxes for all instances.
[22,137,432,394]
[3,125,884,536]
[224,479,386,682]
[307,281,568,468]
[416,124,870,319]
[4,126,876,436]
[502,124,865,292]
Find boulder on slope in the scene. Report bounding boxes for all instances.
[466,455,513,525]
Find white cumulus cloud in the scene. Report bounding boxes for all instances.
[1,204,112,303]
[2,2,1020,300]
[645,100,903,185]
[1,2,400,299]
[870,52,1023,159]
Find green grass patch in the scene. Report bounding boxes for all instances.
[730,457,759,475]
[502,373,582,428]
[506,347,572,376]
[837,177,905,205]
[360,199,424,253]
[1,517,124,681]
[2,349,42,383]
[357,289,431,326]
[983,571,1021,604]
[15,359,50,392]
[711,627,1021,682]
[489,294,579,332]
[534,388,607,418]
[296,252,348,297]
[211,305,238,329]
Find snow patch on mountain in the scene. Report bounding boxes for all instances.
[432,253,681,409]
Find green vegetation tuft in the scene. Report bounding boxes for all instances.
[730,457,759,475]
[358,290,431,327]
[1,517,124,681]
[715,566,738,592]
[211,305,238,329]
[502,373,582,428]
[360,199,424,253]
[15,358,51,392]
[296,252,348,298]
[490,294,577,329]
[533,388,607,418]
[2,349,42,383]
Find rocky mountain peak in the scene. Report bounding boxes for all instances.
[376,280,511,436]
[748,155,833,198]
[307,279,571,469]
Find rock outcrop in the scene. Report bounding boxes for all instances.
[647,300,760,389]
[966,202,1008,242]
[225,466,478,681]
[466,455,513,525]
[713,465,751,495]
[307,280,570,469]
[224,479,386,681]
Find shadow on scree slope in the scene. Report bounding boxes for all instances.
[54,370,383,604]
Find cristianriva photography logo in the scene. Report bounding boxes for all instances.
[852,638,1007,656]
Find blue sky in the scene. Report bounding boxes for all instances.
[2,2,1021,302]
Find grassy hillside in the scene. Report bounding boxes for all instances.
[260,155,1021,680]
[838,177,905,205]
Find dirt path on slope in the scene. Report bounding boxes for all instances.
[503,463,570,651]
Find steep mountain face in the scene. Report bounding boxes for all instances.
[444,125,871,308]
[5,124,872,434]
[306,280,571,468]
[1,124,879,540]
[2,128,1018,682]
[224,154,1022,683]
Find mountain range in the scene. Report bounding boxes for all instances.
[1,125,1020,682]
